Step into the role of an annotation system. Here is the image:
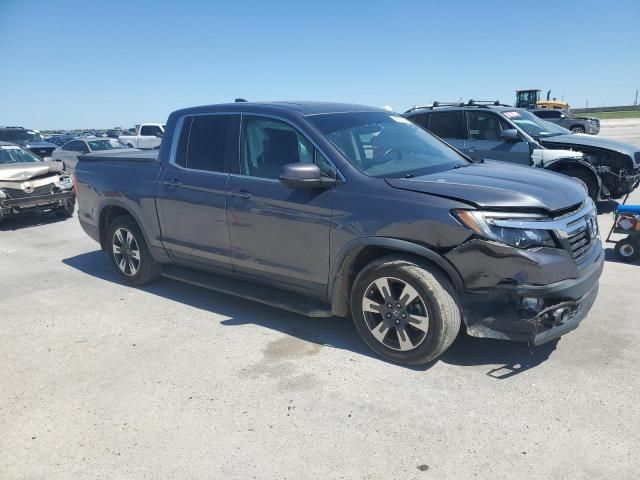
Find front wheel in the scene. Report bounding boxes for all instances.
[562,167,599,202]
[106,215,160,285]
[571,125,586,133]
[350,255,461,366]
[615,237,639,262]
[55,198,76,218]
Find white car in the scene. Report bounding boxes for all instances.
[118,123,165,149]
[51,137,134,174]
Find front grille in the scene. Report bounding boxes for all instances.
[565,214,597,263]
[29,147,55,158]
[3,183,55,199]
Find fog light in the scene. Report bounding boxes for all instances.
[552,307,570,325]
[520,297,544,314]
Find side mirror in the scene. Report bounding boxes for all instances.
[279,162,333,189]
[500,128,520,142]
[155,132,163,138]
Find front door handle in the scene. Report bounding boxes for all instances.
[229,189,252,199]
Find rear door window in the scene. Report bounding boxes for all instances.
[427,111,466,139]
[175,115,240,173]
[408,113,430,130]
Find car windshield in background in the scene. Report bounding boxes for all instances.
[87,139,126,151]
[0,145,43,164]
[503,110,565,138]
[308,111,467,178]
[0,130,45,144]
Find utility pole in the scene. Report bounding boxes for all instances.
[635,89,638,106]
[586,100,589,109]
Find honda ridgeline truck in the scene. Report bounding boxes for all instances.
[75,102,603,365]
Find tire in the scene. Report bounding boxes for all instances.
[55,198,76,218]
[570,125,585,133]
[562,167,599,202]
[106,214,160,285]
[350,255,461,366]
[614,237,639,262]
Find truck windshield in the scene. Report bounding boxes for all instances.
[0,129,45,145]
[308,111,467,178]
[504,110,566,138]
[0,145,43,164]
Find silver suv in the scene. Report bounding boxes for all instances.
[531,109,600,134]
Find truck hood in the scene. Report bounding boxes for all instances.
[540,133,639,157]
[385,162,586,213]
[0,161,64,181]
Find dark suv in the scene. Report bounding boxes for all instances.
[0,127,58,160]
[75,102,603,365]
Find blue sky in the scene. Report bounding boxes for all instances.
[1,0,638,130]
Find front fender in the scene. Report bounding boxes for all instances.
[328,237,464,317]
[545,158,602,189]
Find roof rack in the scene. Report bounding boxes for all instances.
[404,99,512,114]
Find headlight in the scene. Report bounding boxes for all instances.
[55,175,74,190]
[453,210,556,249]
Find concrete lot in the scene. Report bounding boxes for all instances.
[1,128,639,479]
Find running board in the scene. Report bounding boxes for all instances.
[160,265,334,317]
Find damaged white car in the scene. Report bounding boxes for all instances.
[0,142,76,224]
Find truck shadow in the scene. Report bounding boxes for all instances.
[0,212,70,231]
[63,250,557,378]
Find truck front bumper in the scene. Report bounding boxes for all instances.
[0,191,75,216]
[447,238,604,344]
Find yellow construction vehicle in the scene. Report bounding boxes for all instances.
[515,89,569,110]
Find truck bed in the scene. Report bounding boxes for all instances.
[75,148,163,251]
[78,149,159,163]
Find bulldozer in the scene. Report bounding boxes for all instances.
[515,89,569,110]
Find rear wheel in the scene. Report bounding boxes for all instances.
[571,125,585,133]
[350,255,461,366]
[615,237,639,262]
[106,215,160,285]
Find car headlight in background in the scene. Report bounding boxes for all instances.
[453,209,556,249]
[55,175,74,190]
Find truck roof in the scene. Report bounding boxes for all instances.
[170,101,386,118]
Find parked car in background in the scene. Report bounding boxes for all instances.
[118,123,165,149]
[75,101,603,366]
[106,129,120,138]
[505,111,640,199]
[404,102,601,200]
[52,137,132,174]
[532,109,600,134]
[0,142,75,223]
[0,127,58,160]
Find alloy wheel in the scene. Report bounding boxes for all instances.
[361,276,429,351]
[619,244,636,257]
[112,227,141,276]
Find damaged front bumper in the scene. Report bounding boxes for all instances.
[0,191,75,216]
[446,235,604,345]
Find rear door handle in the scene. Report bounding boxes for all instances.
[161,178,182,187]
[229,189,252,199]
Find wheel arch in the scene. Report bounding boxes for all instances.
[97,201,149,252]
[329,237,464,317]
[545,159,601,194]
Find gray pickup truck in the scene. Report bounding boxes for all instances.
[75,101,603,365]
